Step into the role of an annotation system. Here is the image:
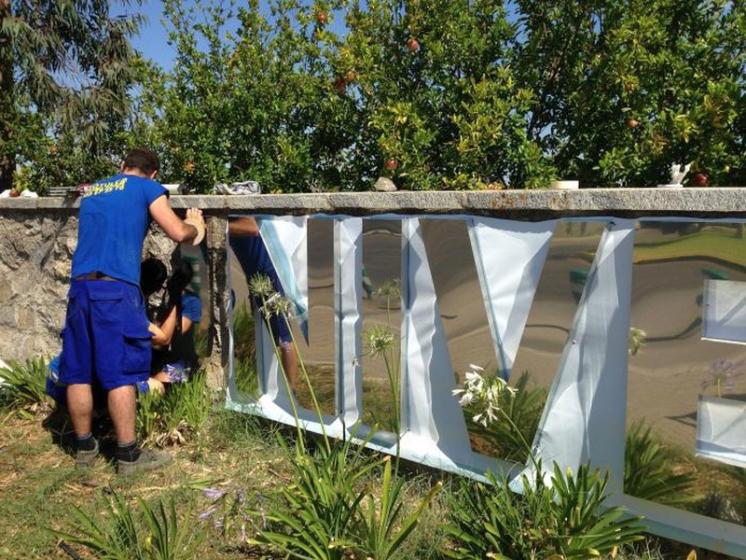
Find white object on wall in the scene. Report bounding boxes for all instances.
[702,279,746,345]
[696,395,746,468]
[334,218,364,426]
[528,219,635,492]
[468,218,556,380]
[399,217,472,461]
[258,216,309,340]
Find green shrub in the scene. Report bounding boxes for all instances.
[257,437,441,560]
[53,491,203,560]
[353,457,442,560]
[258,437,379,559]
[137,371,212,446]
[624,421,696,507]
[0,357,50,413]
[444,463,645,559]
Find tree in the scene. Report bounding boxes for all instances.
[134,0,743,193]
[0,0,143,192]
[512,0,745,186]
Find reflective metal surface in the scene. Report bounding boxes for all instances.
[626,222,746,522]
[226,215,746,533]
[360,219,401,433]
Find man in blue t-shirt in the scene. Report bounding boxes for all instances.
[60,148,206,475]
[229,217,299,388]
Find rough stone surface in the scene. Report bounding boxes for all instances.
[203,215,230,389]
[141,222,179,310]
[0,212,78,362]
[3,188,746,217]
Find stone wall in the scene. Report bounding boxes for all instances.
[0,211,77,362]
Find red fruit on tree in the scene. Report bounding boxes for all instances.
[344,70,357,84]
[406,37,420,52]
[692,172,709,187]
[333,77,347,94]
[9,188,20,197]
[626,118,640,129]
[384,158,399,171]
[316,11,328,25]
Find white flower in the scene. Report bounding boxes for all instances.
[455,364,518,429]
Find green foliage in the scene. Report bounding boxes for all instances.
[52,491,203,560]
[0,357,50,412]
[231,302,259,396]
[624,421,696,507]
[444,463,645,559]
[353,457,442,560]
[258,436,377,559]
[123,0,744,193]
[1,0,144,191]
[137,371,212,446]
[3,1,745,191]
[512,0,746,187]
[258,437,441,560]
[128,0,555,192]
[465,371,547,462]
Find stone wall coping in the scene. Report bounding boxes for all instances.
[1,188,745,218]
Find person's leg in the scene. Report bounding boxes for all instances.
[108,385,137,444]
[91,282,171,475]
[66,383,94,437]
[59,282,99,467]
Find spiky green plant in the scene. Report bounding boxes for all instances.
[257,436,380,560]
[444,463,645,560]
[52,491,203,560]
[623,421,696,507]
[0,356,50,413]
[353,457,442,560]
[137,371,211,446]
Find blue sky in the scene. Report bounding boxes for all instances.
[113,1,178,70]
[113,0,350,71]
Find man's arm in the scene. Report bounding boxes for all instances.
[228,216,260,237]
[149,197,205,244]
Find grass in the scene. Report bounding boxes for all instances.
[0,352,737,559]
[0,391,738,559]
[0,403,292,559]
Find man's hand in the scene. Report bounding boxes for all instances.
[184,208,205,245]
[149,197,205,245]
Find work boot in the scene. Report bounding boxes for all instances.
[117,448,172,476]
[75,438,99,470]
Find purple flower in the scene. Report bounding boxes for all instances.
[198,504,218,521]
[701,359,745,397]
[202,487,226,501]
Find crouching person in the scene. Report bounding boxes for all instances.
[59,148,205,474]
[142,259,202,395]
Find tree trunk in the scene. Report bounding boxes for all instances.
[0,0,15,192]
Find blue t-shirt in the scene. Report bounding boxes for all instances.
[229,235,276,279]
[182,292,202,323]
[71,173,167,285]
